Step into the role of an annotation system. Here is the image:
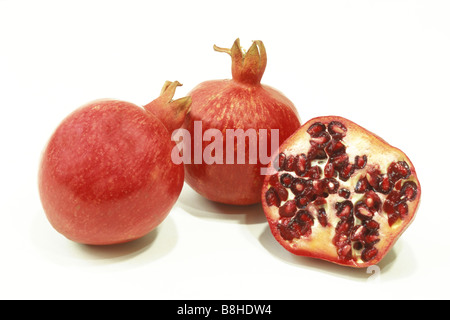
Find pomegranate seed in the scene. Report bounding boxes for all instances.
[350,224,367,242]
[265,187,280,207]
[327,121,347,139]
[361,246,378,262]
[318,208,328,227]
[379,175,393,194]
[309,131,331,148]
[307,147,327,161]
[274,152,286,171]
[307,166,322,179]
[325,139,346,157]
[325,178,340,194]
[279,173,295,188]
[401,181,418,201]
[388,161,411,182]
[396,200,409,218]
[355,201,373,221]
[366,167,381,189]
[335,200,354,219]
[307,122,326,137]
[290,178,308,196]
[339,163,355,181]
[335,219,352,236]
[364,191,381,213]
[338,188,351,199]
[355,177,369,194]
[388,211,400,226]
[364,219,380,231]
[285,154,299,172]
[354,155,367,169]
[331,153,349,170]
[295,210,314,226]
[276,186,289,202]
[338,244,353,260]
[324,162,335,178]
[279,200,297,217]
[364,231,380,245]
[293,153,308,176]
[295,195,310,208]
[268,174,279,186]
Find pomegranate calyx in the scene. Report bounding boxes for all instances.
[144,81,192,133]
[214,38,267,85]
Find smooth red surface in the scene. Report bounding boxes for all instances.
[39,100,184,245]
[183,80,301,205]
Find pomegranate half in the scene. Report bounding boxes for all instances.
[182,39,301,205]
[38,81,190,245]
[262,116,421,267]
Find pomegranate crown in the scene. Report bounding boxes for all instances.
[214,38,267,85]
[144,81,191,133]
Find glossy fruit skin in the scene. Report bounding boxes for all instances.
[39,98,185,245]
[261,116,421,267]
[183,39,301,205]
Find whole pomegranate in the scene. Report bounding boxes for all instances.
[182,39,301,205]
[38,81,191,245]
[262,116,421,267]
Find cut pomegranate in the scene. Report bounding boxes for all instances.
[262,116,421,268]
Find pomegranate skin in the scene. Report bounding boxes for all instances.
[183,39,301,205]
[39,99,184,245]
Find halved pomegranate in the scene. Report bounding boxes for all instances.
[261,116,421,267]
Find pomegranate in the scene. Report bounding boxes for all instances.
[262,116,421,267]
[38,81,190,245]
[182,38,301,205]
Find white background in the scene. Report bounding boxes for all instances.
[0,0,449,300]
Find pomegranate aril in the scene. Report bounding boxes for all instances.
[274,185,288,202]
[324,162,335,178]
[350,224,367,242]
[335,200,354,219]
[364,219,380,231]
[295,210,314,226]
[284,155,296,172]
[307,147,327,161]
[307,122,326,137]
[388,161,411,182]
[290,178,308,195]
[366,167,381,189]
[268,174,279,186]
[338,244,353,261]
[274,152,286,171]
[338,188,351,199]
[355,177,369,194]
[364,231,380,245]
[325,139,346,157]
[396,200,409,218]
[279,200,297,217]
[307,166,322,179]
[278,222,298,241]
[354,155,367,169]
[388,211,400,226]
[279,173,295,188]
[361,246,378,262]
[265,187,280,207]
[401,181,418,201]
[335,219,352,236]
[339,163,355,181]
[318,208,328,227]
[379,175,393,194]
[325,178,340,194]
[364,190,381,213]
[355,201,374,221]
[327,121,347,139]
[295,195,309,208]
[309,131,331,148]
[294,153,308,176]
[331,153,349,170]
[383,190,401,214]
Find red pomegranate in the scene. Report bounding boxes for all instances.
[182,39,301,205]
[38,81,190,245]
[262,116,421,267]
